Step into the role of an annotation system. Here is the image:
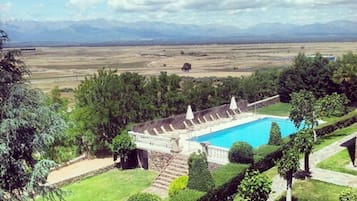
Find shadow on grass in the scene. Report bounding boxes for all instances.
[277,196,299,201]
[341,136,356,166]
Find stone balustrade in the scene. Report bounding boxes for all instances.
[201,142,229,164]
[129,131,181,153]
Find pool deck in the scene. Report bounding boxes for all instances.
[177,112,266,161]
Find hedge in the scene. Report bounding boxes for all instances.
[198,164,249,201]
[316,110,357,137]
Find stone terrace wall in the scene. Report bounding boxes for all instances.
[148,151,173,172]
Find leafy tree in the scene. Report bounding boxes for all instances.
[72,70,147,153]
[45,86,69,114]
[228,141,254,164]
[289,90,318,141]
[0,30,66,201]
[315,92,349,117]
[235,171,272,201]
[268,122,282,145]
[279,53,338,102]
[294,129,313,174]
[332,52,357,102]
[112,133,136,168]
[277,147,300,201]
[187,151,215,192]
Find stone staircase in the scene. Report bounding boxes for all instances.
[151,154,188,190]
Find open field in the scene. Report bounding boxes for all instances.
[15,42,357,92]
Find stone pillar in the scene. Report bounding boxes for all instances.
[170,135,181,153]
[200,142,210,156]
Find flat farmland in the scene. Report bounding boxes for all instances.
[17,42,357,92]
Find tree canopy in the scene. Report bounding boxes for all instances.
[0,30,66,201]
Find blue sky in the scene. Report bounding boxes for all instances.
[1,0,356,28]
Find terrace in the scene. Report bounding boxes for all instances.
[129,95,280,164]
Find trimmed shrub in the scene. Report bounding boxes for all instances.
[170,189,205,201]
[187,151,215,192]
[169,175,188,197]
[112,133,136,169]
[228,142,254,164]
[127,192,162,201]
[339,188,357,201]
[236,171,272,201]
[268,122,282,145]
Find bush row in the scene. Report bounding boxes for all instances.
[316,110,357,137]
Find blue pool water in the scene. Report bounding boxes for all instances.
[193,117,302,149]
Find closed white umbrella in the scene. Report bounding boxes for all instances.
[186,105,194,120]
[229,96,238,110]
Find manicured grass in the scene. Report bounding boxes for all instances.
[317,149,357,176]
[262,123,357,181]
[262,166,278,180]
[41,169,157,201]
[211,163,249,187]
[314,123,357,152]
[255,103,291,116]
[276,180,351,201]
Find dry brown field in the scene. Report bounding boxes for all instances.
[18,42,357,92]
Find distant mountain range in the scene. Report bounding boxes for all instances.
[1,19,357,46]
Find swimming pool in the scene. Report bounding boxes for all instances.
[193,117,302,149]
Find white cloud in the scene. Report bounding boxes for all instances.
[0,2,12,12]
[106,0,357,12]
[0,2,12,21]
[68,0,104,9]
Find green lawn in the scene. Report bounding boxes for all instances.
[262,123,357,180]
[255,103,291,116]
[317,149,357,176]
[40,169,157,201]
[276,180,351,201]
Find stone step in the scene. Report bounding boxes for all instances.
[152,178,171,187]
[170,160,188,168]
[173,155,188,161]
[156,175,174,183]
[165,169,187,177]
[150,155,189,191]
[160,172,179,180]
[165,166,188,173]
[152,182,168,190]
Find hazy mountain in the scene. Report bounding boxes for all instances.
[1,19,357,46]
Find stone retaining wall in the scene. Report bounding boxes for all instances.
[148,151,173,172]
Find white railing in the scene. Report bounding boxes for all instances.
[129,131,179,153]
[202,144,229,164]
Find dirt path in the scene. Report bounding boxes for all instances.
[47,157,114,185]
[268,130,357,201]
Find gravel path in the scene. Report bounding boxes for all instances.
[268,131,357,201]
[47,157,114,185]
